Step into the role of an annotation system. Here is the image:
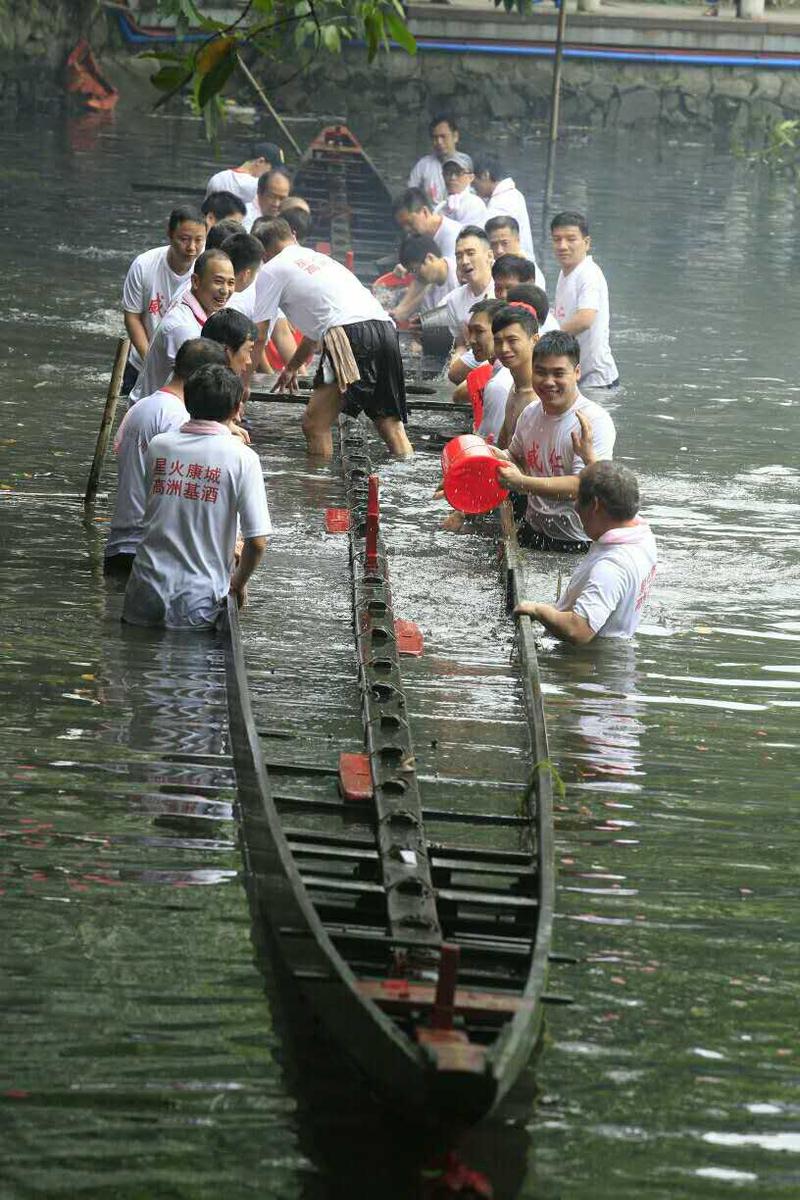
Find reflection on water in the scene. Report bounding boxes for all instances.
[1,109,799,1198]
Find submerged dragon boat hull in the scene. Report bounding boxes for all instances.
[222,413,555,1130]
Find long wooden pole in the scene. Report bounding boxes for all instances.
[236,54,303,158]
[543,0,569,221]
[84,336,129,510]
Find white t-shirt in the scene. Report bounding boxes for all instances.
[242,199,261,233]
[540,311,560,335]
[443,279,495,340]
[129,292,207,404]
[408,154,446,206]
[477,363,514,444]
[554,256,618,388]
[436,190,488,227]
[252,243,389,340]
[509,392,616,542]
[106,388,187,558]
[205,168,258,204]
[122,245,193,372]
[486,178,536,261]
[123,421,271,630]
[432,214,462,262]
[228,279,257,320]
[557,522,658,637]
[423,257,458,311]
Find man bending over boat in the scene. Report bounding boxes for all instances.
[516,460,657,643]
[122,363,270,629]
[493,331,616,552]
[251,218,412,460]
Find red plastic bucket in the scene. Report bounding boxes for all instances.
[441,435,509,515]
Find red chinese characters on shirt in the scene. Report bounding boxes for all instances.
[635,565,656,612]
[548,447,564,476]
[148,291,165,317]
[151,459,221,503]
[525,442,543,473]
[295,259,321,276]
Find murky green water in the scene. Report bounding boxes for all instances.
[1,107,798,1198]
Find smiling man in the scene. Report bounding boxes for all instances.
[551,211,618,389]
[491,303,539,450]
[129,249,236,404]
[493,329,616,550]
[121,205,206,395]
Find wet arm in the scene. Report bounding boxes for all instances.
[230,535,267,604]
[123,312,150,361]
[516,602,595,645]
[558,308,597,336]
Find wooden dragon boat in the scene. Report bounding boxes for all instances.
[220,411,557,1129]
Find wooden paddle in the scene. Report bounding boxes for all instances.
[84,336,129,510]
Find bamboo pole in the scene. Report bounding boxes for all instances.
[236,55,303,158]
[542,0,569,223]
[84,336,129,510]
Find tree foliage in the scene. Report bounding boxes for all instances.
[147,0,529,137]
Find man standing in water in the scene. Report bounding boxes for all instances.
[205,142,283,205]
[551,211,619,389]
[121,204,206,395]
[473,159,536,262]
[494,330,616,550]
[443,226,495,350]
[123,364,271,629]
[393,188,461,263]
[251,218,412,459]
[408,114,462,207]
[436,154,487,227]
[105,339,228,574]
[130,249,236,403]
[516,460,657,642]
[243,167,292,230]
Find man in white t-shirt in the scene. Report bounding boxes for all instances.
[121,204,206,394]
[200,191,246,229]
[474,160,536,262]
[392,233,457,323]
[551,211,618,389]
[130,249,236,404]
[243,166,292,231]
[494,329,617,550]
[436,155,487,227]
[393,188,461,263]
[205,141,283,203]
[123,364,271,629]
[408,114,462,207]
[515,460,657,643]
[105,339,228,574]
[485,216,546,290]
[443,225,495,351]
[251,218,411,459]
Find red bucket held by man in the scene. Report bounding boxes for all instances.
[441,434,509,515]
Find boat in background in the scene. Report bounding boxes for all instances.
[292,125,397,286]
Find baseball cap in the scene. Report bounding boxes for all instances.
[442,151,473,173]
[252,141,284,165]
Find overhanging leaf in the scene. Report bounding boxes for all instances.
[384,9,416,55]
[151,63,193,91]
[196,34,235,75]
[197,46,236,107]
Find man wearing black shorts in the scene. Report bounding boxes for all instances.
[251,218,411,459]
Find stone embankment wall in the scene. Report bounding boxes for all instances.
[0,0,96,110]
[274,46,800,139]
